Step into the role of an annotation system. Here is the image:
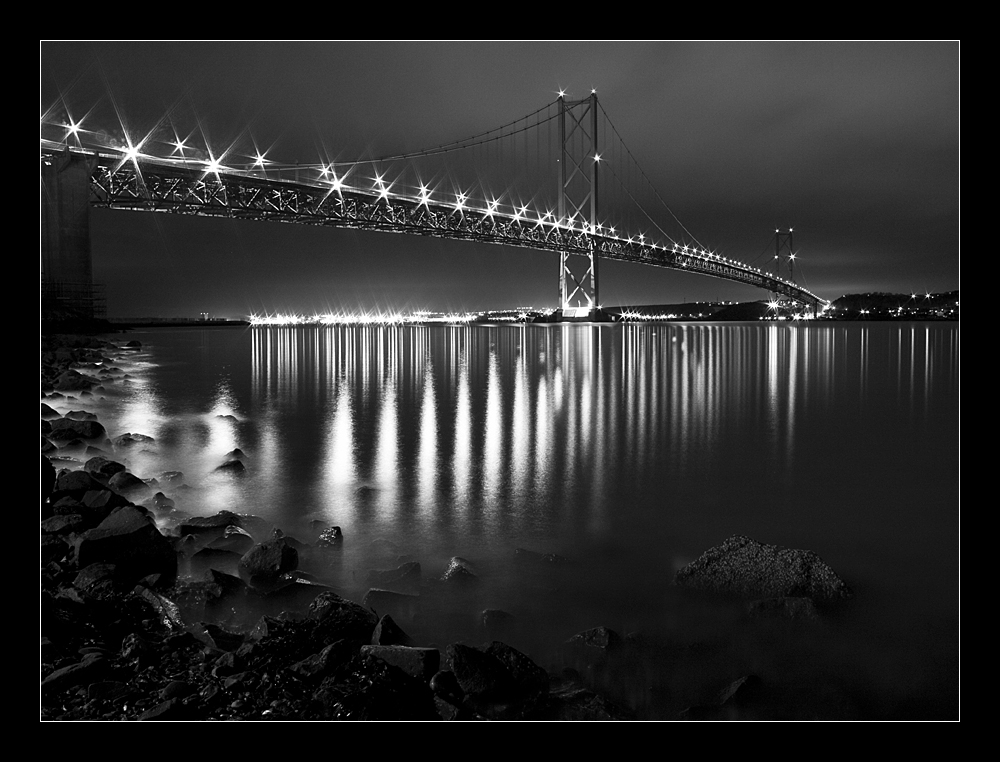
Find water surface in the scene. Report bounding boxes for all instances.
[64,321,959,718]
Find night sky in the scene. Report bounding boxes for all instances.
[40,41,959,318]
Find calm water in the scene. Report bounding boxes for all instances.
[65,321,959,718]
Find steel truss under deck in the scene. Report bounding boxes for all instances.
[44,144,825,309]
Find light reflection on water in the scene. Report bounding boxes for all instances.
[66,322,958,716]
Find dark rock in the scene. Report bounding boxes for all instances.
[215,459,246,475]
[74,506,177,585]
[440,556,478,583]
[316,526,343,547]
[176,510,242,537]
[53,369,96,392]
[259,578,332,614]
[362,589,420,623]
[567,625,622,652]
[312,652,439,720]
[482,609,516,640]
[238,539,298,587]
[287,639,355,681]
[543,683,632,720]
[366,561,421,593]
[371,614,412,646]
[64,410,98,421]
[674,535,853,601]
[190,547,243,577]
[112,432,155,449]
[361,645,440,681]
[445,643,513,709]
[207,526,255,555]
[485,641,549,716]
[108,470,152,499]
[51,469,105,499]
[308,591,380,649]
[42,514,86,535]
[84,455,127,480]
[42,654,108,695]
[202,623,246,652]
[150,492,175,511]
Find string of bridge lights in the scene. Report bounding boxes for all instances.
[42,108,808,297]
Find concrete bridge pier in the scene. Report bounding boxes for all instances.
[41,149,103,321]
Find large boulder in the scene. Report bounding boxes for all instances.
[48,417,107,442]
[674,535,853,601]
[73,505,177,586]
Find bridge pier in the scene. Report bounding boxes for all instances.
[41,149,103,321]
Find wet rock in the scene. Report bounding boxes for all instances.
[41,653,108,695]
[288,639,355,681]
[674,535,853,601]
[48,418,107,444]
[445,643,512,708]
[485,641,548,715]
[440,556,477,583]
[53,369,96,392]
[567,625,622,653]
[51,469,105,500]
[84,455,127,481]
[316,526,343,547]
[361,645,440,681]
[176,511,242,536]
[308,591,380,649]
[259,578,332,614]
[207,526,255,555]
[112,432,155,449]
[108,471,152,499]
[64,410,98,421]
[238,538,298,587]
[42,514,87,535]
[312,652,439,720]
[215,459,246,475]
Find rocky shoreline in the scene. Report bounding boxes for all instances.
[42,333,865,721]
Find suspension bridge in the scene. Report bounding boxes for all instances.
[40,93,824,320]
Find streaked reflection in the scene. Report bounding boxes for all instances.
[209,323,962,541]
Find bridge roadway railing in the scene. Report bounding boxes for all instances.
[43,143,824,308]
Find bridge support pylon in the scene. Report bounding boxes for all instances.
[558,92,600,321]
[40,149,104,322]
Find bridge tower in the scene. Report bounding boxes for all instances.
[558,92,600,320]
[774,228,795,284]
